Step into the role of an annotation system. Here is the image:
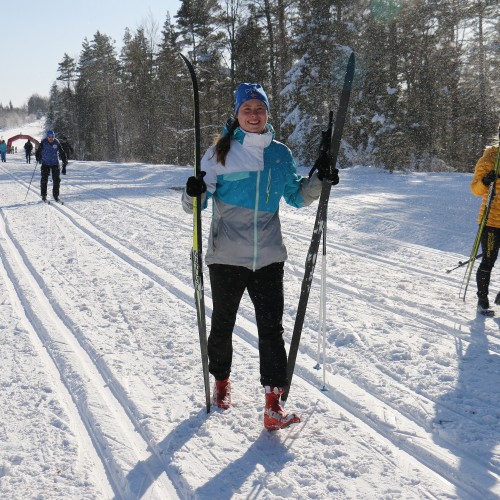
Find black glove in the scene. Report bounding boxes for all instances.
[186,171,207,197]
[482,170,497,186]
[62,164,67,175]
[315,152,340,185]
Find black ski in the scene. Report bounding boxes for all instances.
[180,53,211,413]
[43,199,64,205]
[282,52,355,404]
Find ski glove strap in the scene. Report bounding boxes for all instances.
[186,171,207,197]
[482,170,497,186]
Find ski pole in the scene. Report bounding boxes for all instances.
[320,226,327,392]
[314,225,328,375]
[25,161,38,200]
[446,254,483,274]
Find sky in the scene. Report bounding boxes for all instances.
[1,0,182,108]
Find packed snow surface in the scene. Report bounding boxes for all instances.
[1,119,499,499]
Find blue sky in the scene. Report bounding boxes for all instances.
[3,0,182,108]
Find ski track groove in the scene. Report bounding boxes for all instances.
[28,196,482,495]
[286,225,460,284]
[0,214,114,498]
[3,163,493,497]
[0,192,180,498]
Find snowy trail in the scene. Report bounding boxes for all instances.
[2,141,500,499]
[0,220,113,499]
[0,182,179,498]
[1,162,469,496]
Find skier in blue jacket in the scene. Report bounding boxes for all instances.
[0,140,7,162]
[35,130,67,202]
[182,83,339,430]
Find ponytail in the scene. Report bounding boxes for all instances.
[213,118,240,166]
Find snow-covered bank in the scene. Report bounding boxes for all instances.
[1,121,500,499]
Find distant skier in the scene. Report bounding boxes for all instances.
[24,139,33,163]
[0,140,7,162]
[182,82,339,430]
[59,136,74,174]
[470,133,500,314]
[35,130,67,202]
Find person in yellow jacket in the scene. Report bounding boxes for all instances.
[470,143,500,312]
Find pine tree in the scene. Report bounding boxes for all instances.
[156,13,191,165]
[75,32,121,161]
[282,0,352,167]
[176,0,230,152]
[120,27,157,162]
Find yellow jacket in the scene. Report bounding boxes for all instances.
[470,146,500,227]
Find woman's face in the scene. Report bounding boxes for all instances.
[236,99,268,133]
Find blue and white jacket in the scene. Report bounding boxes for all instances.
[182,124,323,271]
[36,138,67,166]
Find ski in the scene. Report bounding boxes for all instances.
[478,307,494,317]
[460,125,500,300]
[282,52,355,404]
[180,53,211,413]
[42,199,64,205]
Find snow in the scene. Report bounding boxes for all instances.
[1,119,499,499]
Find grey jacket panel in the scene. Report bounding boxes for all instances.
[205,198,287,269]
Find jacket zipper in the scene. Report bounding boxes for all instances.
[253,170,261,271]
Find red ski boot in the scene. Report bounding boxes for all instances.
[213,378,231,409]
[263,386,300,431]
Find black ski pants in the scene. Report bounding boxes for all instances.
[476,225,500,298]
[40,164,61,199]
[208,262,288,388]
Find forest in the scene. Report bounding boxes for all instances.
[44,0,499,171]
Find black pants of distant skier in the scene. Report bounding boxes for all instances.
[208,262,288,387]
[476,225,500,298]
[40,165,61,199]
[26,153,31,163]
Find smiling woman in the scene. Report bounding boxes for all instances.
[181,80,341,431]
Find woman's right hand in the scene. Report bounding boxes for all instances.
[186,171,207,196]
